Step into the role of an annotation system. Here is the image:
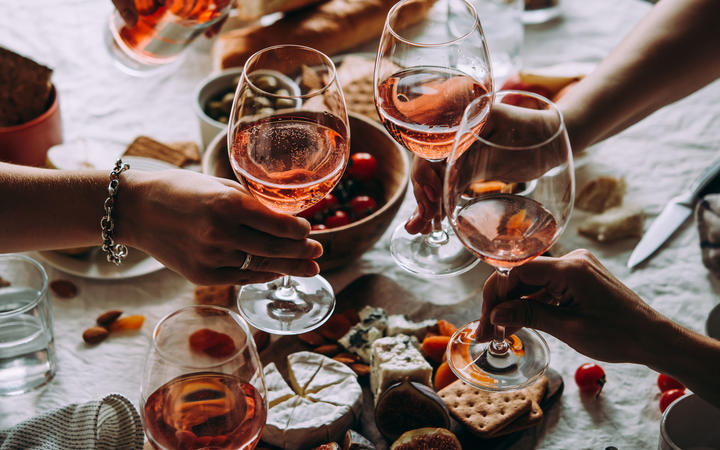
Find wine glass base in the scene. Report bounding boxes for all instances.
[447,322,550,391]
[237,275,335,335]
[390,222,479,278]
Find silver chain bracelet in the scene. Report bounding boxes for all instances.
[101,159,130,265]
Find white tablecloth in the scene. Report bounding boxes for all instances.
[2,0,720,448]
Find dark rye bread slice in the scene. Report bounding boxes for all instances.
[0,47,53,127]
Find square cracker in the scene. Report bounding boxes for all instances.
[124,136,193,167]
[438,380,533,438]
[489,376,549,438]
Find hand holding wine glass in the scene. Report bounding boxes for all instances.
[374,0,493,277]
[141,306,267,450]
[444,90,574,391]
[228,45,349,334]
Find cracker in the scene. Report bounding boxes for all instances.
[167,141,201,166]
[489,376,548,437]
[336,56,379,122]
[124,136,191,167]
[194,285,236,307]
[438,380,533,438]
[575,176,626,213]
[0,47,53,127]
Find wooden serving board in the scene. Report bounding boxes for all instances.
[259,274,564,450]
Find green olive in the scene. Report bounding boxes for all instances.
[254,75,278,91]
[221,93,235,112]
[205,100,224,118]
[274,98,296,109]
[252,96,272,108]
[258,107,275,116]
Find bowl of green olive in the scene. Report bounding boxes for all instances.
[194,69,301,149]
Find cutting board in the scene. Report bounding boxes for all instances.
[259,274,564,449]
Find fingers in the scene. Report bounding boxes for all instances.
[112,0,138,27]
[242,255,319,278]
[489,299,565,337]
[234,227,322,259]
[194,268,282,286]
[405,205,432,235]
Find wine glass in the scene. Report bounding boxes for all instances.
[444,90,574,390]
[374,0,493,277]
[141,305,267,449]
[228,45,350,334]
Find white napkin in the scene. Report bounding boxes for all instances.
[0,394,143,450]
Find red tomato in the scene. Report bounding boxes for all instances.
[349,195,378,219]
[311,224,327,231]
[298,199,326,221]
[575,363,606,397]
[659,389,685,413]
[657,374,685,393]
[349,153,378,181]
[323,193,339,211]
[324,210,351,228]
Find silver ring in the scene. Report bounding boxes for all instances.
[239,253,253,271]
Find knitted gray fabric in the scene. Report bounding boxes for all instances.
[0,394,144,450]
[696,194,720,276]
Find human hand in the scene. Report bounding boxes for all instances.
[478,249,666,364]
[111,0,228,37]
[117,170,322,285]
[405,156,444,235]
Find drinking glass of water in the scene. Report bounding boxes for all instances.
[0,254,55,395]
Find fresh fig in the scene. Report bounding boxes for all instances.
[374,379,451,441]
[312,443,340,450]
[343,430,375,450]
[390,428,461,450]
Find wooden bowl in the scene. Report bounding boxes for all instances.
[202,113,409,271]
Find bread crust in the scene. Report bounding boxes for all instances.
[236,0,326,21]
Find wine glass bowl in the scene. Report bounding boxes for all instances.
[141,305,267,450]
[444,90,574,390]
[374,0,494,277]
[228,45,350,334]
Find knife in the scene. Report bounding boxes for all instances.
[627,158,720,269]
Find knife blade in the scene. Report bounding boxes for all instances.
[627,158,720,269]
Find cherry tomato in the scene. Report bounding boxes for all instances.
[575,363,606,397]
[323,193,339,211]
[324,210,351,228]
[311,224,327,231]
[659,389,685,413]
[657,373,685,393]
[350,195,378,219]
[349,152,378,181]
[298,199,326,221]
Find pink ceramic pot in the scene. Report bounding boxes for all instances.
[0,85,63,167]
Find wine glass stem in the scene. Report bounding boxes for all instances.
[489,268,511,356]
[426,216,449,246]
[278,275,294,297]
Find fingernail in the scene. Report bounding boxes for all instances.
[310,241,323,258]
[424,186,437,202]
[306,261,320,276]
[491,306,515,325]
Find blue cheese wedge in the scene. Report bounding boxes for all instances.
[262,352,363,449]
[386,314,437,339]
[370,334,433,401]
[264,362,295,408]
[338,306,388,363]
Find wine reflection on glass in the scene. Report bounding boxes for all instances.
[374,0,494,277]
[141,306,267,450]
[444,90,575,390]
[228,45,350,334]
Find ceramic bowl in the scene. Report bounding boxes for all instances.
[202,112,409,271]
[659,393,720,449]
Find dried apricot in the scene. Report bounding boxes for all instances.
[421,335,451,363]
[109,315,145,332]
[434,361,457,390]
[318,314,352,341]
[437,320,457,337]
[189,328,236,358]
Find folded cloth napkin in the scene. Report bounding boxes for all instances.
[0,394,144,450]
[696,193,720,275]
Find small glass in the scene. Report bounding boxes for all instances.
[105,0,233,76]
[141,305,267,450]
[0,254,55,396]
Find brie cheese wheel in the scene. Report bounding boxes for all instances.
[262,352,363,449]
[370,334,433,401]
[386,314,437,339]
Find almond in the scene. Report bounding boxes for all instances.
[350,363,370,376]
[297,331,326,346]
[333,355,357,365]
[314,344,341,356]
[83,327,109,345]
[96,310,123,328]
[50,279,77,298]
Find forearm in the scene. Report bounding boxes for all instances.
[0,162,129,252]
[641,315,720,408]
[558,0,720,152]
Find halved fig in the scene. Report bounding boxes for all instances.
[390,428,461,450]
[375,379,451,441]
[343,430,375,450]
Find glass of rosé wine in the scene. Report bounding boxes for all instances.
[141,305,267,450]
[374,0,494,277]
[106,0,232,76]
[228,45,349,335]
[444,90,574,390]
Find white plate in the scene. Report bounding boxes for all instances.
[35,155,178,280]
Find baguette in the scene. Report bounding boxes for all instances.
[236,0,326,21]
[213,0,435,70]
